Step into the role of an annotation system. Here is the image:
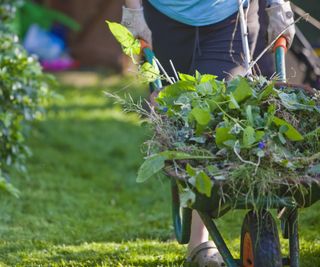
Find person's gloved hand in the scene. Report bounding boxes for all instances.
[121,6,152,46]
[266,1,295,48]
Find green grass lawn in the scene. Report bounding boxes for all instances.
[0,72,319,266]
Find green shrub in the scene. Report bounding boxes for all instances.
[0,0,53,196]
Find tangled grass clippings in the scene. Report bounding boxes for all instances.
[107,21,320,210]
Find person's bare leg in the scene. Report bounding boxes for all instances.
[187,210,209,255]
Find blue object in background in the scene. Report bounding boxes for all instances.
[23,24,65,60]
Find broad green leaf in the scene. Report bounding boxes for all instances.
[0,177,20,198]
[179,189,196,207]
[278,132,287,144]
[106,21,140,58]
[195,171,212,197]
[229,77,253,103]
[195,70,202,82]
[159,150,215,160]
[179,73,196,82]
[273,116,304,141]
[200,74,218,83]
[215,127,236,146]
[196,82,213,96]
[214,175,226,180]
[186,163,197,177]
[137,155,166,183]
[278,92,315,111]
[139,61,160,83]
[255,131,265,141]
[195,123,207,135]
[266,104,276,127]
[308,164,320,175]
[189,136,207,144]
[190,107,211,126]
[206,165,220,175]
[157,80,195,99]
[258,83,275,100]
[243,126,255,147]
[246,105,254,126]
[228,93,240,109]
[223,140,236,148]
[207,94,225,112]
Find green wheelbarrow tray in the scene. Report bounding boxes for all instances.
[189,180,320,218]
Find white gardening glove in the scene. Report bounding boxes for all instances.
[266,1,295,48]
[121,6,152,46]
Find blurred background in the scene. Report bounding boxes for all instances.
[12,0,320,86]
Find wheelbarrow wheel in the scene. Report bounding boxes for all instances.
[240,210,282,267]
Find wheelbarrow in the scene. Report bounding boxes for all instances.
[141,37,320,267]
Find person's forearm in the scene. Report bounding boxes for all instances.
[125,0,142,9]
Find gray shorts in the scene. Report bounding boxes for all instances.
[144,0,260,80]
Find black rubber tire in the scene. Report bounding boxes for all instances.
[240,210,283,267]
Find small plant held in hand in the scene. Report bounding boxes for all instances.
[107,21,320,209]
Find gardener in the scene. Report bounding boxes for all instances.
[121,0,295,266]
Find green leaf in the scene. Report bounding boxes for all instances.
[0,177,20,198]
[308,164,320,175]
[195,171,212,197]
[266,104,276,128]
[106,21,141,58]
[200,74,218,83]
[273,116,304,141]
[179,73,196,82]
[136,151,216,185]
[137,155,166,183]
[257,150,265,158]
[255,131,265,141]
[243,126,256,147]
[278,92,315,111]
[228,77,253,103]
[278,132,287,144]
[179,189,196,207]
[228,93,240,109]
[139,61,160,83]
[159,150,215,160]
[196,82,213,96]
[186,163,197,177]
[190,107,211,126]
[246,105,254,126]
[215,127,236,147]
[207,94,225,112]
[258,83,275,100]
[157,80,195,99]
[206,165,220,176]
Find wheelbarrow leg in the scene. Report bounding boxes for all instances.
[288,209,299,267]
[198,211,239,267]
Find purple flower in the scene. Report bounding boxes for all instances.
[258,141,265,149]
[162,107,168,112]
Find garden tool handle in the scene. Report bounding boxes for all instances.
[273,36,287,82]
[140,39,163,91]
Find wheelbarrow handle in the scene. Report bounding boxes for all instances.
[273,36,288,83]
[140,39,163,91]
